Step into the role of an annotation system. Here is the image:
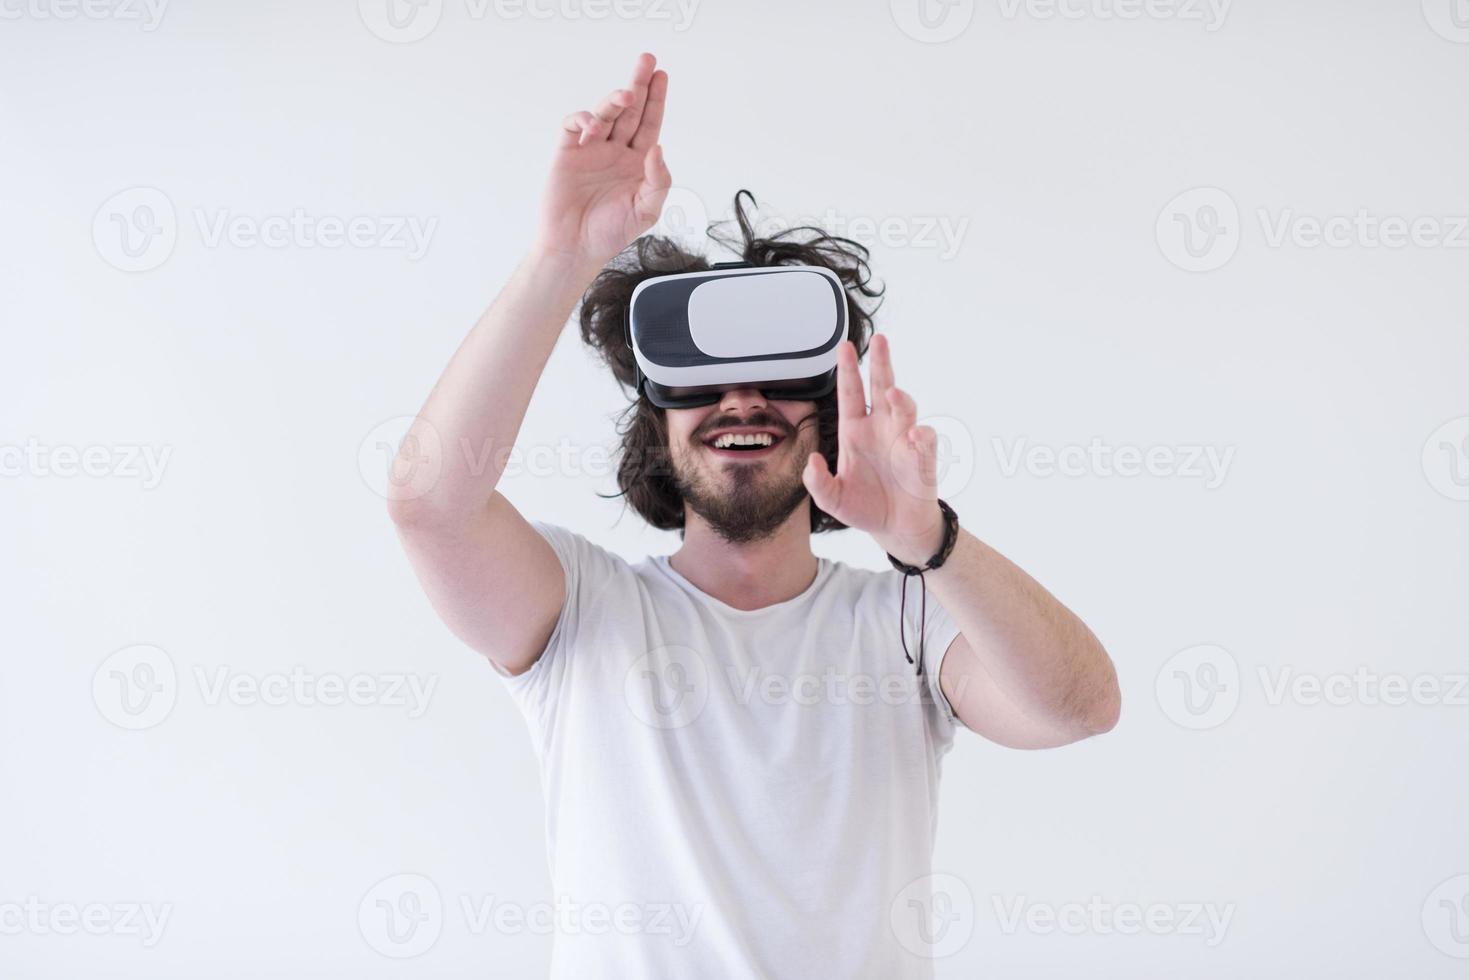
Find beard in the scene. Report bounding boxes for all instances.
[672,413,816,545]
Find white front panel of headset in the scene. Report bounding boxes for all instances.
[686,271,836,358]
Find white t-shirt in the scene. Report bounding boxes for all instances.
[497,521,968,980]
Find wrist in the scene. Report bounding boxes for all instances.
[527,241,607,282]
[876,505,948,569]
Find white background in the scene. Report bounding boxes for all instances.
[3,0,1468,976]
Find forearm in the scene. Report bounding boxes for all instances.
[889,524,1121,738]
[389,245,602,522]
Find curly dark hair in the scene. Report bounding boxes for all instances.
[578,189,883,534]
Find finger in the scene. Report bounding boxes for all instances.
[558,89,631,149]
[630,69,668,150]
[869,333,895,417]
[835,340,867,423]
[885,386,918,428]
[802,452,843,516]
[631,144,672,227]
[910,425,938,492]
[590,88,634,137]
[558,110,599,148]
[611,52,658,144]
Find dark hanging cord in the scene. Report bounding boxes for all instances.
[898,571,928,676]
[887,499,959,679]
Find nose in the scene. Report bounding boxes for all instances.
[717,387,768,415]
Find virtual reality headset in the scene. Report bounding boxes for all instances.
[624,262,849,409]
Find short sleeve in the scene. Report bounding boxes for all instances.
[493,520,619,753]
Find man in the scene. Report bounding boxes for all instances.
[388,52,1120,980]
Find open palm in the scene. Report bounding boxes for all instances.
[537,53,672,266]
[802,335,945,562]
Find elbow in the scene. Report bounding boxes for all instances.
[386,489,460,533]
[1081,662,1122,735]
[388,482,497,536]
[1086,682,1122,735]
[386,492,432,530]
[382,421,465,529]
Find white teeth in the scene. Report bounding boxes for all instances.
[712,432,775,449]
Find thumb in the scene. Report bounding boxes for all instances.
[633,144,671,225]
[803,452,842,516]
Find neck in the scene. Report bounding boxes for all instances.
[669,501,819,611]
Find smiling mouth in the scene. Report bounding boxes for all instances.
[702,430,786,458]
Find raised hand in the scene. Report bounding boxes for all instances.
[536,52,672,267]
[802,335,947,566]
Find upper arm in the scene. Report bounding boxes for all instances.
[939,634,1096,750]
[391,491,565,675]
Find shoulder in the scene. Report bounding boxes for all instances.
[527,520,635,580]
[820,556,899,601]
[525,520,683,611]
[820,557,961,638]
